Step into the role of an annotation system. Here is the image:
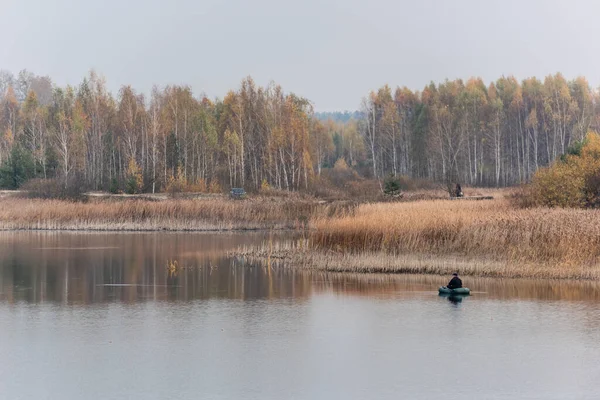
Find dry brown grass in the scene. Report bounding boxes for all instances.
[311,197,600,267]
[0,197,348,231]
[234,193,600,280]
[237,245,600,280]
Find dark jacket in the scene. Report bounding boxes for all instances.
[447,276,462,289]
[455,184,463,197]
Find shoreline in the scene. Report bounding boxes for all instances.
[0,226,298,233]
[233,247,600,281]
[5,192,600,281]
[0,196,333,232]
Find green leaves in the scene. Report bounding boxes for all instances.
[0,144,35,189]
[384,174,402,197]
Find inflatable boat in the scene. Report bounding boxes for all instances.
[438,287,470,295]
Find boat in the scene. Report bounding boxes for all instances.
[438,287,470,295]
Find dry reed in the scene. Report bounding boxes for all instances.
[0,197,348,231]
[235,196,600,279]
[236,240,600,280]
[311,198,600,266]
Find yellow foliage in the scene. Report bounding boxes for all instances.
[165,175,178,193]
[125,158,143,194]
[530,162,585,207]
[333,158,349,171]
[167,260,179,277]
[530,131,600,207]
[260,178,270,192]
[188,178,208,193]
[165,169,217,194]
[165,166,189,194]
[208,180,222,194]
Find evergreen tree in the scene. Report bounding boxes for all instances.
[0,144,35,189]
[384,174,401,196]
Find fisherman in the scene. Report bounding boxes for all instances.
[447,273,462,289]
[455,183,464,198]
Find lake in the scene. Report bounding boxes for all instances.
[1,232,599,399]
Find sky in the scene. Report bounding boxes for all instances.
[1,0,598,111]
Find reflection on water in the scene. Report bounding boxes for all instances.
[439,293,466,304]
[2,231,600,303]
[303,270,600,302]
[0,231,312,303]
[2,232,600,400]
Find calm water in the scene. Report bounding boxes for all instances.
[1,232,600,400]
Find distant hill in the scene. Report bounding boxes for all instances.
[314,111,361,123]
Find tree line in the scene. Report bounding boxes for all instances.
[362,74,596,187]
[0,69,597,194]
[0,71,334,193]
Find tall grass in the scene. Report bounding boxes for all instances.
[236,237,600,279]
[310,198,600,269]
[0,197,349,231]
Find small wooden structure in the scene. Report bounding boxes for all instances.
[450,195,494,201]
[230,188,246,199]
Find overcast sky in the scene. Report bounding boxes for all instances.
[1,0,598,111]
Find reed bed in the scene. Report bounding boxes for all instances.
[236,239,600,280]
[0,197,348,231]
[234,197,600,279]
[311,198,600,267]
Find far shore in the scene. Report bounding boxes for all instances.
[0,194,350,232]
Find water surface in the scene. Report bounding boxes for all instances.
[1,232,599,400]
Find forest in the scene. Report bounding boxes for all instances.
[0,69,596,195]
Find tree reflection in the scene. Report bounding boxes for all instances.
[0,232,312,303]
[3,232,600,311]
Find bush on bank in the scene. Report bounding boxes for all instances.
[529,132,600,208]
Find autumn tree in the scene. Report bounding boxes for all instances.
[50,87,88,188]
[1,68,599,195]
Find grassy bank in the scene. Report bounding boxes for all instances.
[0,197,349,231]
[236,195,600,280]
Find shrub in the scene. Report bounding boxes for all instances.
[528,131,600,207]
[529,162,585,207]
[188,178,208,193]
[208,180,222,194]
[166,175,183,198]
[345,179,383,201]
[165,165,217,197]
[109,178,120,194]
[322,158,362,188]
[260,178,270,192]
[21,176,87,201]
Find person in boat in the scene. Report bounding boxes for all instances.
[455,183,464,198]
[447,273,462,289]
